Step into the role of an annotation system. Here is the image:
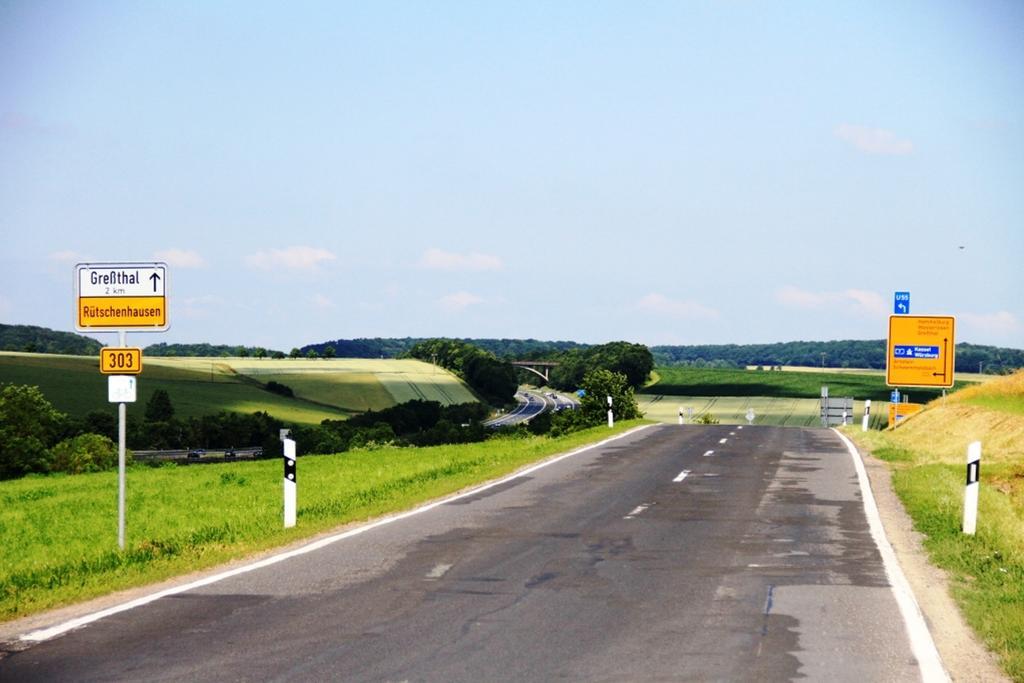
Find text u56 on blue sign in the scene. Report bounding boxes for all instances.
[893,345,940,359]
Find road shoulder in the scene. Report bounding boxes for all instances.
[854,436,1008,682]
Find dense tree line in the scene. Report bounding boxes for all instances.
[0,324,102,355]
[534,342,654,391]
[143,343,287,358]
[652,340,1024,374]
[406,339,519,405]
[302,337,588,360]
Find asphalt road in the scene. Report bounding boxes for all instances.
[2,425,934,681]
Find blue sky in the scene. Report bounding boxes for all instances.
[2,1,1022,351]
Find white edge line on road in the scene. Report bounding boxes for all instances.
[832,428,949,683]
[22,424,656,644]
[672,470,690,483]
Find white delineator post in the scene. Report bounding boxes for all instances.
[282,430,297,528]
[678,407,684,425]
[963,441,981,535]
[607,395,614,428]
[862,399,872,432]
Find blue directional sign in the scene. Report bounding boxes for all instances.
[890,389,900,403]
[893,345,940,359]
[894,291,910,315]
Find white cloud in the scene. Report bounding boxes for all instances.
[960,311,1023,339]
[154,248,206,268]
[775,286,886,317]
[245,246,337,270]
[438,291,484,312]
[311,293,335,310]
[177,295,223,320]
[835,124,913,155]
[418,248,503,272]
[49,250,86,263]
[636,293,719,319]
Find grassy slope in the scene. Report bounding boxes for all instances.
[0,421,645,622]
[0,353,476,425]
[846,370,1024,681]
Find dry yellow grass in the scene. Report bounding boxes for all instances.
[863,370,1024,465]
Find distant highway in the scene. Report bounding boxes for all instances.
[484,389,578,428]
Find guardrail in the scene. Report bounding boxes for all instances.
[133,447,265,464]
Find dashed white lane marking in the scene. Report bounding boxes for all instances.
[737,426,743,430]
[624,504,649,519]
[426,563,453,579]
[20,425,656,644]
[832,428,949,682]
[703,450,715,457]
[718,438,728,444]
[703,473,720,478]
[729,431,735,436]
[673,470,690,483]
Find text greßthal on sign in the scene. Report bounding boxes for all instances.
[75,263,168,331]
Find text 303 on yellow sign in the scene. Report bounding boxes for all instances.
[100,348,142,375]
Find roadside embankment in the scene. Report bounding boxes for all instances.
[846,370,1024,682]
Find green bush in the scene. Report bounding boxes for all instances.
[50,433,126,474]
[0,383,65,479]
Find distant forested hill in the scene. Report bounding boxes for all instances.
[301,338,587,359]
[143,343,286,357]
[651,340,1024,374]
[0,324,102,355]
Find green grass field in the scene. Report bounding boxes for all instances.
[0,421,644,622]
[0,353,477,425]
[645,365,960,402]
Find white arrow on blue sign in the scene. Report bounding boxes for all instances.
[894,291,910,315]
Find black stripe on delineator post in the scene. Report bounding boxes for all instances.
[966,461,980,486]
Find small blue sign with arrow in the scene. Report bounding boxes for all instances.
[894,291,910,315]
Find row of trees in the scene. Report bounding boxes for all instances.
[517,341,654,391]
[651,340,1024,374]
[406,339,519,405]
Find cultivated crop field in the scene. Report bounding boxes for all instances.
[645,365,964,402]
[637,394,886,428]
[0,421,644,622]
[0,353,476,425]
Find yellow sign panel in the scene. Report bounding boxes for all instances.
[100,347,143,375]
[886,315,955,388]
[79,296,167,329]
[75,262,168,331]
[888,402,923,428]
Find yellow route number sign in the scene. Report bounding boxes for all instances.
[75,262,168,331]
[100,348,143,375]
[886,315,955,388]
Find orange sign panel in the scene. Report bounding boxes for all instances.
[886,315,955,388]
[100,347,143,375]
